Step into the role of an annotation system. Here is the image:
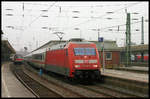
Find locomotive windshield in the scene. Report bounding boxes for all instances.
[74,48,96,55]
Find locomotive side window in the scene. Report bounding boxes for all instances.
[74,48,96,55]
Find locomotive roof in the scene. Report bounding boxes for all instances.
[28,40,94,55]
[69,38,85,42]
[47,42,67,51]
[26,38,96,56]
[47,41,93,51]
[31,38,88,52]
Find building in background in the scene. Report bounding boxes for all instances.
[91,40,121,68]
[2,40,16,62]
[119,44,149,66]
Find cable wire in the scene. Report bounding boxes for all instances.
[28,2,57,27]
[61,2,141,31]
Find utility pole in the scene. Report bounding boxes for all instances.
[97,28,105,72]
[90,28,100,40]
[126,13,131,66]
[97,29,100,40]
[141,16,144,44]
[102,39,105,72]
[141,16,144,62]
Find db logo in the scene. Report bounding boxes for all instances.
[84,60,89,63]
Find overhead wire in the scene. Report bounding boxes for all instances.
[28,2,57,27]
[100,20,143,31]
[61,2,141,31]
[24,2,141,7]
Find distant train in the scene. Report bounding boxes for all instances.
[136,54,148,62]
[13,54,24,64]
[24,38,101,80]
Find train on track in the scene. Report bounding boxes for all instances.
[136,54,149,62]
[24,38,101,80]
[11,54,24,64]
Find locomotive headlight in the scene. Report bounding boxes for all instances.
[75,65,80,68]
[93,65,98,67]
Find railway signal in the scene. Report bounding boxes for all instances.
[98,37,103,42]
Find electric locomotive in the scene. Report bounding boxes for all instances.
[13,54,24,64]
[25,38,101,80]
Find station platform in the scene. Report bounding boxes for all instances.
[2,62,35,97]
[101,67,149,83]
[113,66,148,73]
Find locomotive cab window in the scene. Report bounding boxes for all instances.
[74,48,96,55]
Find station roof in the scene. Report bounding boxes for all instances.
[119,44,149,52]
[31,39,120,52]
[90,40,120,51]
[2,40,16,54]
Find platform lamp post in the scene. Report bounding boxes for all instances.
[90,28,100,40]
[98,37,105,72]
[90,28,105,71]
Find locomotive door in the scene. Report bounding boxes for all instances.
[64,49,69,76]
[44,49,48,68]
[43,51,47,68]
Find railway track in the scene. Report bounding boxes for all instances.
[10,62,148,98]
[101,75,148,97]
[77,83,136,98]
[23,63,109,98]
[22,63,140,98]
[10,64,62,98]
[10,63,89,98]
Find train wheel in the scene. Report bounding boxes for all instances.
[65,77,77,84]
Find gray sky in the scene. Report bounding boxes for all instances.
[2,1,149,52]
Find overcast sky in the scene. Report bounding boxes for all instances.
[2,1,149,52]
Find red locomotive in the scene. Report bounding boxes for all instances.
[24,38,101,80]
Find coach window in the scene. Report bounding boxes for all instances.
[40,54,42,60]
[42,53,44,60]
[34,54,41,60]
[105,52,112,60]
[35,54,38,60]
[33,55,36,59]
